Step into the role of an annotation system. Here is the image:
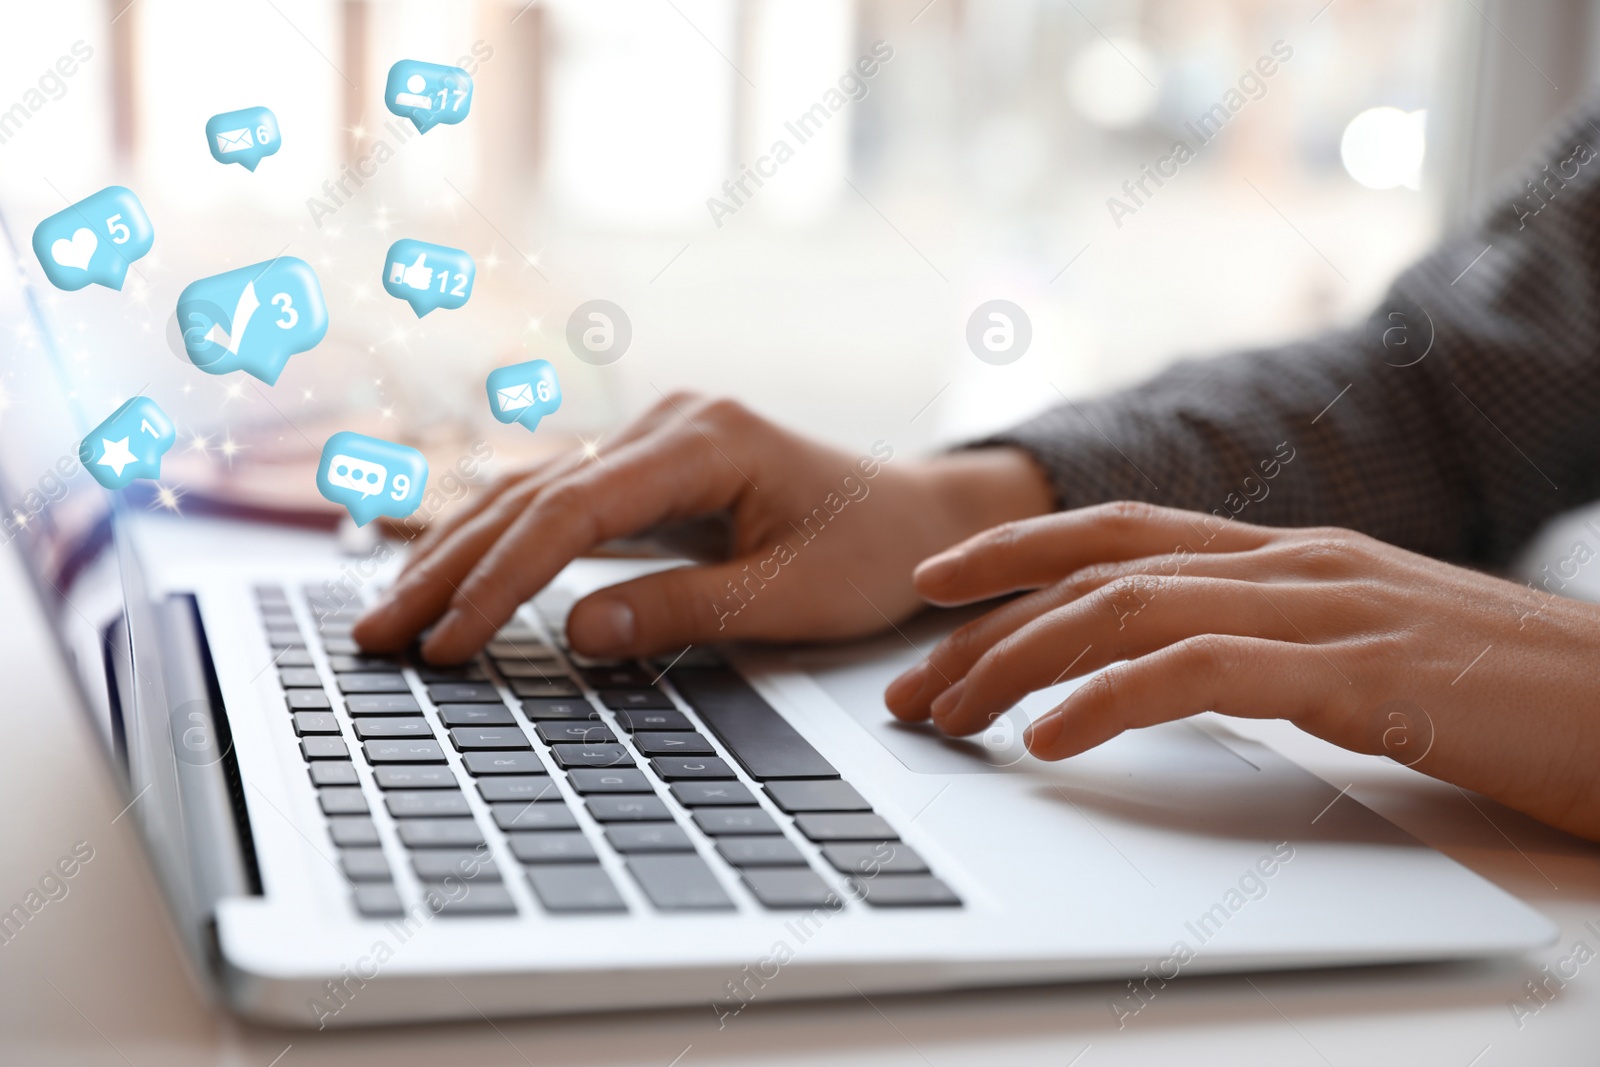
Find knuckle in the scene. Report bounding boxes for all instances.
[694,396,751,431]
[1172,632,1235,676]
[1091,500,1162,529]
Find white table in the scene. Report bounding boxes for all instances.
[2,539,1596,1067]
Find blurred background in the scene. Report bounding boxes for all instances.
[2,0,1598,520]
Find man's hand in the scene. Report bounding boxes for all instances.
[884,501,1600,840]
[353,393,1053,664]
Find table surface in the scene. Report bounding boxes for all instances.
[3,544,1598,1067]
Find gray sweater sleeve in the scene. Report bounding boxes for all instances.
[986,98,1600,566]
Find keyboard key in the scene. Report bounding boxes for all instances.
[414,665,488,683]
[507,832,596,864]
[613,708,693,733]
[293,711,340,736]
[267,630,304,649]
[598,688,674,711]
[423,882,518,915]
[632,732,714,756]
[521,699,599,721]
[373,765,458,789]
[353,884,404,917]
[437,704,515,726]
[301,736,349,761]
[847,873,961,907]
[491,803,579,831]
[327,654,398,673]
[286,689,331,711]
[344,694,423,716]
[396,819,485,848]
[385,791,471,817]
[794,813,897,842]
[319,787,370,815]
[362,739,447,764]
[606,824,694,853]
[323,637,361,656]
[274,648,316,667]
[692,808,779,836]
[338,673,411,694]
[566,768,652,794]
[626,854,734,911]
[328,816,379,846]
[354,718,435,739]
[476,776,561,803]
[462,751,546,776]
[496,660,562,679]
[670,668,837,780]
[411,850,500,881]
[428,683,502,703]
[309,761,359,787]
[716,837,807,867]
[550,744,634,769]
[488,640,558,660]
[765,780,871,813]
[670,781,755,807]
[450,727,532,750]
[821,842,929,876]
[535,721,616,745]
[742,868,838,909]
[586,795,672,822]
[278,667,323,689]
[526,865,626,913]
[340,848,392,882]
[650,756,735,780]
[510,679,582,699]
[580,664,655,688]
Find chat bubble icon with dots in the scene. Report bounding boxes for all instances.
[485,359,562,434]
[177,257,329,385]
[385,59,474,134]
[316,432,428,528]
[31,186,155,292]
[205,106,282,172]
[382,238,475,317]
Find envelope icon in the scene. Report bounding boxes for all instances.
[497,383,535,412]
[215,128,255,154]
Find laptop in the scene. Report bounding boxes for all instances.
[0,211,1554,1028]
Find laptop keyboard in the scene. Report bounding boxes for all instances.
[251,584,961,919]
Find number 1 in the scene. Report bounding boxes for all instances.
[140,419,159,437]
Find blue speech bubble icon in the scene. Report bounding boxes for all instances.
[316,432,428,528]
[205,106,281,172]
[80,396,176,490]
[31,186,155,292]
[486,360,562,434]
[385,59,473,134]
[381,239,474,317]
[177,257,329,385]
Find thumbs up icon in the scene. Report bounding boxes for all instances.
[390,253,433,292]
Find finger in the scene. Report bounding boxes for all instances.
[913,501,1277,607]
[928,575,1329,736]
[887,546,1317,720]
[420,420,756,662]
[1022,636,1342,760]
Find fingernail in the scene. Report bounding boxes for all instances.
[421,607,465,657]
[929,677,966,726]
[1024,712,1064,753]
[884,663,928,709]
[915,550,961,587]
[568,600,636,655]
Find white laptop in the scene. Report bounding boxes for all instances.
[0,211,1554,1027]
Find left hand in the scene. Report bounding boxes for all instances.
[883,501,1600,841]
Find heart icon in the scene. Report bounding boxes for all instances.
[50,228,97,271]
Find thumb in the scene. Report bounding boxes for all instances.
[410,253,428,268]
[565,558,790,658]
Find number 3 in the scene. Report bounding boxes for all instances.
[272,292,298,329]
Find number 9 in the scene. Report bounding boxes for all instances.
[389,474,410,501]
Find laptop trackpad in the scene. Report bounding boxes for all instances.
[789,620,1258,777]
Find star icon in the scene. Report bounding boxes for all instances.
[97,436,138,477]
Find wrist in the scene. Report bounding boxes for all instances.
[915,447,1055,551]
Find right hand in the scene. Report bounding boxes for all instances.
[352,394,1054,663]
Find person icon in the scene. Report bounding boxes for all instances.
[395,73,433,110]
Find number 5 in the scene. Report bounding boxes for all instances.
[105,214,130,244]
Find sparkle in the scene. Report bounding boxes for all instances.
[348,122,369,142]
[222,380,246,404]
[186,432,211,456]
[579,435,605,464]
[525,316,542,333]
[151,483,184,513]
[483,251,502,272]
[380,406,395,420]
[301,387,315,402]
[219,435,244,466]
